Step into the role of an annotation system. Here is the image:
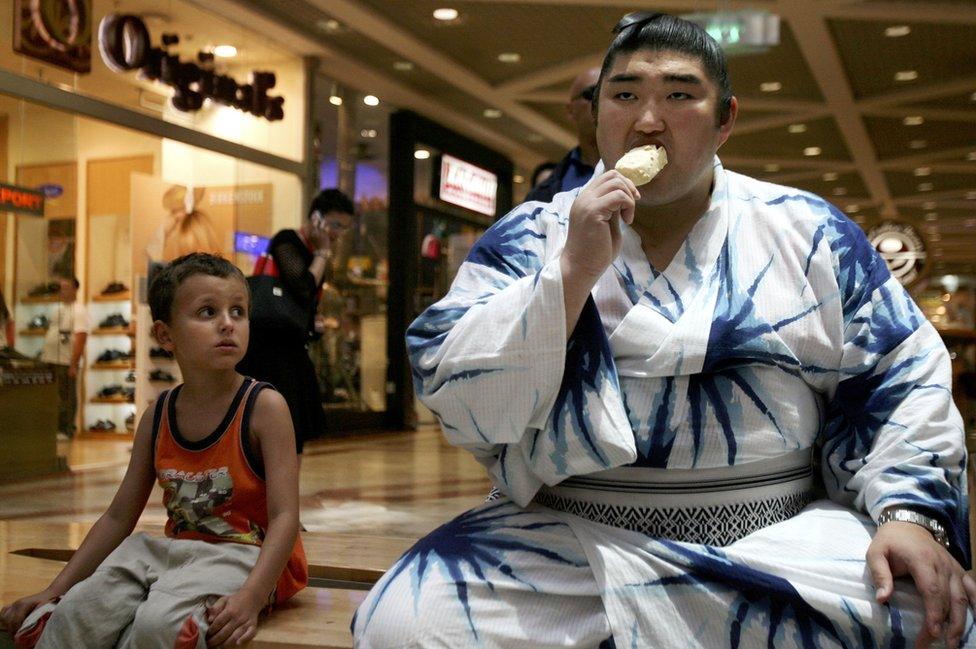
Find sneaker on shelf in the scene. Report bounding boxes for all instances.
[98,384,123,399]
[125,370,136,383]
[28,282,59,297]
[122,387,135,402]
[101,282,128,295]
[149,347,174,359]
[125,412,135,432]
[98,313,130,329]
[96,349,126,363]
[149,369,176,383]
[28,314,50,329]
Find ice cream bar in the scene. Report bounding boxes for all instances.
[614,145,668,186]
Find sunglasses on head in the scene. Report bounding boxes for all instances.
[612,11,664,35]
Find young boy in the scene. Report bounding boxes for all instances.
[0,253,307,648]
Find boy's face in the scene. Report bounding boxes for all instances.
[153,274,249,371]
[596,48,737,207]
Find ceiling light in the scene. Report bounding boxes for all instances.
[513,175,525,184]
[908,139,927,149]
[363,95,380,106]
[329,94,342,106]
[878,237,902,253]
[967,191,976,200]
[360,129,377,138]
[846,204,860,213]
[822,172,839,182]
[213,45,237,58]
[968,151,976,161]
[885,25,911,37]
[925,212,938,221]
[414,149,431,160]
[918,182,934,191]
[832,187,847,196]
[393,61,414,71]
[970,92,976,102]
[497,52,521,63]
[760,81,782,93]
[803,146,822,157]
[317,19,341,32]
[895,70,918,82]
[433,8,459,21]
[787,123,807,134]
[922,201,937,210]
[902,115,924,126]
[483,108,502,119]
[914,167,931,177]
[763,164,780,172]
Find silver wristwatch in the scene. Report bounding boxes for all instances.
[878,508,951,549]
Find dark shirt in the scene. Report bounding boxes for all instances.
[524,147,595,204]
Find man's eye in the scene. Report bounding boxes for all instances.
[615,91,637,101]
[669,92,693,100]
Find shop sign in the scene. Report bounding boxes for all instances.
[866,220,927,286]
[38,183,64,198]
[97,14,284,121]
[437,154,498,217]
[234,232,269,255]
[13,0,93,73]
[0,183,45,216]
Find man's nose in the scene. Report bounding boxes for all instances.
[218,312,235,330]
[634,101,665,132]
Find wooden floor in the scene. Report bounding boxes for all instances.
[0,426,491,540]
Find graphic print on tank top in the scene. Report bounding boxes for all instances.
[159,466,263,544]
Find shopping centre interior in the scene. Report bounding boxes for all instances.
[0,0,974,646]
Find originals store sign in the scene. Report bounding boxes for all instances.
[97,13,284,121]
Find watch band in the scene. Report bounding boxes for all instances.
[878,508,951,549]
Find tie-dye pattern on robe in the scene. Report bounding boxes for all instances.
[353,159,971,648]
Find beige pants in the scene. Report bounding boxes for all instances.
[30,533,259,649]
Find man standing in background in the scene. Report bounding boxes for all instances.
[524,67,601,203]
[41,276,89,440]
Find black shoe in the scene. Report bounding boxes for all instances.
[101,282,128,295]
[149,347,174,359]
[98,384,123,398]
[99,313,129,329]
[96,349,126,363]
[149,369,175,382]
[28,282,59,297]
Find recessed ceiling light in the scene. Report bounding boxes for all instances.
[914,167,931,177]
[329,95,343,106]
[895,70,918,82]
[903,115,924,126]
[513,175,525,184]
[483,108,502,119]
[433,8,459,21]
[787,123,807,134]
[917,182,934,191]
[846,204,860,213]
[967,191,976,200]
[885,25,911,38]
[925,212,939,221]
[763,163,780,172]
[822,172,839,182]
[908,139,927,149]
[803,146,822,157]
[497,52,521,63]
[968,151,976,161]
[832,187,847,196]
[970,92,976,102]
[760,81,782,93]
[360,129,377,138]
[922,201,937,210]
[213,45,237,58]
[363,95,380,106]
[414,149,431,160]
[318,19,341,32]
[393,61,414,71]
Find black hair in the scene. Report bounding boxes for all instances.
[308,188,354,220]
[596,13,733,125]
[148,252,247,324]
[530,161,558,187]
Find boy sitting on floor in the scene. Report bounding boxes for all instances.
[1,252,306,648]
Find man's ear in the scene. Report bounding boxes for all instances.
[152,320,174,350]
[717,96,738,148]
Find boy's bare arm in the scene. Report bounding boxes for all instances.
[0,409,156,631]
[206,388,300,647]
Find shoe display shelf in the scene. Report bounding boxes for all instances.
[83,294,136,438]
[134,302,181,427]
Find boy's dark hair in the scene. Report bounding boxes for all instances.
[148,253,247,323]
[308,188,354,219]
[595,12,733,125]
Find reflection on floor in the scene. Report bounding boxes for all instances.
[1,426,490,540]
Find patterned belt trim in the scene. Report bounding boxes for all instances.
[534,488,813,546]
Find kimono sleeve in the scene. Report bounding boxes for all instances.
[819,215,968,562]
[406,205,635,505]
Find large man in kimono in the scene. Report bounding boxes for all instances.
[354,12,974,649]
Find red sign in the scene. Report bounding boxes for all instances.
[0,183,45,216]
[438,154,498,217]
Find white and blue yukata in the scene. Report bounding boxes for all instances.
[353,159,972,648]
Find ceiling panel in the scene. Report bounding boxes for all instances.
[864,115,976,160]
[829,19,976,101]
[886,170,976,199]
[904,91,976,112]
[726,22,823,102]
[723,117,852,161]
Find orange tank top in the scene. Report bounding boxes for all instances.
[153,377,307,604]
